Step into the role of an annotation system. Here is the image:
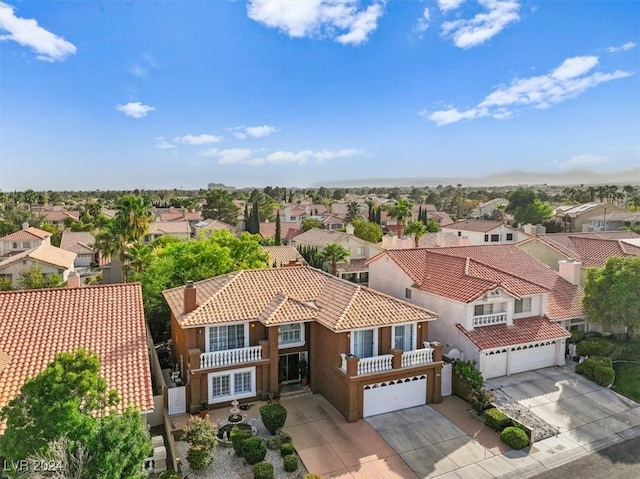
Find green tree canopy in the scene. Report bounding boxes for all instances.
[345,201,362,224]
[202,189,240,225]
[301,218,323,232]
[352,218,383,243]
[17,264,65,289]
[583,256,640,338]
[319,242,350,276]
[405,220,427,247]
[388,198,414,238]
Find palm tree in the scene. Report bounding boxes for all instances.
[388,198,414,238]
[405,220,427,248]
[113,195,153,243]
[319,243,350,276]
[123,242,152,278]
[345,201,362,224]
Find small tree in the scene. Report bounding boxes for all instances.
[182,416,217,472]
[352,218,382,243]
[17,264,64,289]
[275,211,282,246]
[319,243,350,276]
[301,218,323,232]
[405,220,427,247]
[388,198,414,238]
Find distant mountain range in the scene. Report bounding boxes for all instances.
[311,167,640,188]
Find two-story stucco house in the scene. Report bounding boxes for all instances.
[0,243,76,287]
[367,245,581,379]
[440,220,528,246]
[0,224,51,257]
[163,266,443,422]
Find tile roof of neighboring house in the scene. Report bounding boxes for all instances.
[559,202,623,217]
[456,317,570,350]
[60,232,96,255]
[322,215,346,224]
[336,258,368,273]
[429,211,454,225]
[195,219,240,234]
[292,228,351,247]
[262,245,307,267]
[259,221,300,239]
[0,226,51,243]
[163,266,438,331]
[159,211,184,222]
[38,210,80,222]
[184,211,203,221]
[148,220,191,235]
[0,283,154,434]
[441,219,510,233]
[0,244,76,270]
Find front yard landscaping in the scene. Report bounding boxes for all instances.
[613,362,640,402]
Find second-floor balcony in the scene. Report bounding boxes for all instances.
[340,343,441,377]
[473,312,507,328]
[200,345,262,369]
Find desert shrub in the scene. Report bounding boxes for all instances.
[569,330,585,344]
[304,475,322,479]
[283,454,299,472]
[576,338,613,357]
[500,426,530,450]
[484,408,512,431]
[231,427,253,456]
[243,436,267,465]
[253,462,274,479]
[158,471,181,479]
[280,442,295,457]
[260,403,288,435]
[576,356,615,386]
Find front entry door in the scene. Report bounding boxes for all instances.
[278,353,300,384]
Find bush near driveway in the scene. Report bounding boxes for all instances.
[283,454,299,472]
[252,461,274,479]
[260,402,288,435]
[484,408,512,432]
[576,356,616,387]
[576,337,613,357]
[501,426,530,450]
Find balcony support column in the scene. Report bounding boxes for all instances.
[390,348,403,369]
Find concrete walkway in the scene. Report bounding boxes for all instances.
[282,365,640,479]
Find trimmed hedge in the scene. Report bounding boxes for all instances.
[576,338,613,357]
[231,427,253,456]
[283,454,299,472]
[304,474,322,479]
[569,330,585,344]
[158,471,181,479]
[281,442,295,457]
[260,403,288,435]
[243,436,267,465]
[484,408,512,432]
[500,426,530,450]
[253,462,274,479]
[576,356,615,387]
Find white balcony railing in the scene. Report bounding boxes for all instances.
[357,354,393,375]
[473,312,507,327]
[200,345,262,369]
[401,348,434,367]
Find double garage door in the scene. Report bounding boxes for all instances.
[363,375,427,417]
[483,341,558,379]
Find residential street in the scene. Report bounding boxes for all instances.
[531,436,640,479]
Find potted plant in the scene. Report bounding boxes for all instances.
[199,399,209,418]
[270,391,281,403]
[298,359,309,386]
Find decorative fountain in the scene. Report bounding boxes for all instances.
[216,400,256,446]
[228,399,244,424]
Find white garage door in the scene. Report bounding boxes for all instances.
[483,348,508,379]
[363,375,427,417]
[510,341,557,375]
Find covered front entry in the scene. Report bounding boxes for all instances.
[278,353,300,384]
[510,341,557,374]
[363,374,427,417]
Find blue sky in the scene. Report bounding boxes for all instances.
[1,0,638,191]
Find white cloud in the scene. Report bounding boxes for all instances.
[441,0,520,48]
[425,55,633,126]
[200,148,254,164]
[415,8,430,36]
[245,125,277,138]
[178,134,223,145]
[438,0,466,13]
[200,146,363,166]
[607,41,636,53]
[0,1,76,62]
[561,154,611,168]
[200,148,219,157]
[155,137,176,150]
[116,101,156,118]
[247,0,385,45]
[235,132,248,140]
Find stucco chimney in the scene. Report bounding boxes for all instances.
[558,258,582,286]
[345,223,355,235]
[66,271,80,288]
[22,222,29,230]
[183,280,197,314]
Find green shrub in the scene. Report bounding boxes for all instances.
[243,436,267,465]
[576,338,613,357]
[454,360,485,392]
[231,427,253,456]
[186,447,212,472]
[304,475,322,479]
[158,471,181,479]
[253,462,274,479]
[281,442,295,457]
[584,331,603,339]
[576,356,616,387]
[570,330,585,344]
[500,426,530,450]
[266,430,292,450]
[283,454,299,472]
[484,408,512,431]
[260,403,288,435]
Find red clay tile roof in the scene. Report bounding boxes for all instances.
[262,245,307,266]
[0,283,154,434]
[259,221,300,239]
[520,231,640,262]
[565,236,640,267]
[163,266,438,332]
[441,219,508,233]
[60,232,96,255]
[0,227,51,242]
[456,317,570,350]
[0,244,76,270]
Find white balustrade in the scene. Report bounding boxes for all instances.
[340,353,347,372]
[473,312,507,327]
[401,348,434,367]
[357,354,393,375]
[200,345,262,369]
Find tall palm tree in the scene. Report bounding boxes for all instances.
[388,198,414,238]
[345,201,362,224]
[113,195,153,243]
[123,242,153,278]
[319,243,350,276]
[405,220,427,248]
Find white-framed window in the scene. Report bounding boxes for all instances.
[515,297,532,314]
[206,323,248,352]
[351,328,377,358]
[490,234,500,242]
[474,303,494,316]
[22,242,30,249]
[208,367,256,404]
[405,288,412,299]
[356,247,365,255]
[392,323,416,351]
[12,242,18,249]
[278,323,305,348]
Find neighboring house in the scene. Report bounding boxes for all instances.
[259,221,301,241]
[291,226,385,285]
[518,231,640,285]
[163,267,443,421]
[380,232,467,250]
[586,211,640,232]
[0,243,76,287]
[36,209,80,230]
[60,231,98,268]
[154,207,203,224]
[441,220,528,245]
[143,221,191,244]
[261,245,307,267]
[321,215,346,231]
[0,283,154,435]
[554,202,625,233]
[367,245,581,379]
[470,198,509,220]
[194,219,240,237]
[0,225,51,257]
